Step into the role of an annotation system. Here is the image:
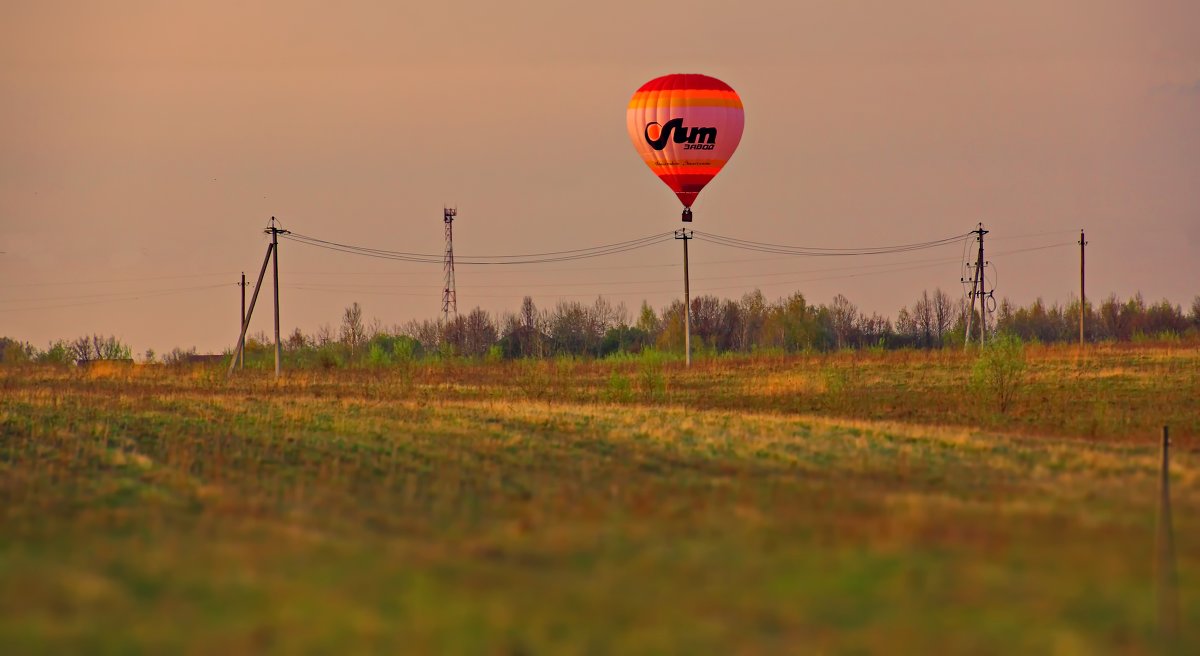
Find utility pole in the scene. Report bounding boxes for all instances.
[977,224,987,345]
[1079,230,1087,347]
[228,241,275,377]
[963,264,975,351]
[961,223,989,348]
[238,272,247,369]
[675,228,693,366]
[442,207,458,323]
[265,217,289,379]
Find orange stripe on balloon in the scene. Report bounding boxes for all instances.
[628,90,743,109]
[628,97,744,109]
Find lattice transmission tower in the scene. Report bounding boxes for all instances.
[442,207,457,322]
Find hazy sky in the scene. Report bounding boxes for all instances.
[2,1,1198,355]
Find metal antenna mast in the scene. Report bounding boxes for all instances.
[442,207,458,322]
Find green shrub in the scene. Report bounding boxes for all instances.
[316,345,345,370]
[638,351,667,401]
[823,365,848,395]
[0,338,34,365]
[366,342,392,367]
[604,372,634,403]
[35,341,69,366]
[486,344,503,363]
[971,333,1027,414]
[517,360,551,400]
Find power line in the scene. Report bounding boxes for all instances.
[988,229,1081,241]
[283,284,679,301]
[286,261,682,276]
[691,230,971,256]
[280,225,975,269]
[1,239,1070,310]
[282,253,971,291]
[0,283,229,313]
[0,271,239,289]
[0,282,236,305]
[282,230,675,265]
[279,242,1072,300]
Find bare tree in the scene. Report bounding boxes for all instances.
[829,294,858,349]
[286,327,309,351]
[716,299,742,351]
[591,297,626,332]
[738,289,767,352]
[70,336,93,364]
[69,334,131,363]
[547,300,597,355]
[460,307,497,357]
[895,307,916,342]
[403,318,442,352]
[855,312,892,346]
[494,297,541,357]
[340,302,366,354]
[690,295,723,348]
[913,291,935,348]
[315,323,335,347]
[932,288,954,346]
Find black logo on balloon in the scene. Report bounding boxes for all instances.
[644,118,717,151]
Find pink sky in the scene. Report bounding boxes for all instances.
[2,1,1198,355]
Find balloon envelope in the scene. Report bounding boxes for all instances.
[627,74,744,209]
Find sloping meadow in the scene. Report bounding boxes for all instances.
[1,345,1196,653]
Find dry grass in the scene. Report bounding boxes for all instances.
[0,344,1197,653]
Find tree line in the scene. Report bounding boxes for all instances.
[2,290,1197,366]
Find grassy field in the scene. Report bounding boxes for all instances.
[1,343,1197,654]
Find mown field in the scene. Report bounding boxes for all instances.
[1,343,1197,654]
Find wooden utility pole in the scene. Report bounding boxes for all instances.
[227,243,274,377]
[975,224,988,345]
[238,272,247,369]
[1079,230,1087,347]
[266,218,288,379]
[962,223,988,348]
[676,228,692,366]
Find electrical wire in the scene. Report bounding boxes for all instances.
[281,243,1070,301]
[0,283,229,313]
[282,231,674,265]
[286,260,682,276]
[0,271,239,289]
[694,230,970,252]
[283,284,681,301]
[285,251,975,291]
[988,229,1081,241]
[691,230,971,257]
[289,229,670,258]
[283,226,971,265]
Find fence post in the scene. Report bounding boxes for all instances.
[1155,425,1179,642]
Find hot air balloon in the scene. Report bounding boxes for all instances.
[627,74,744,222]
